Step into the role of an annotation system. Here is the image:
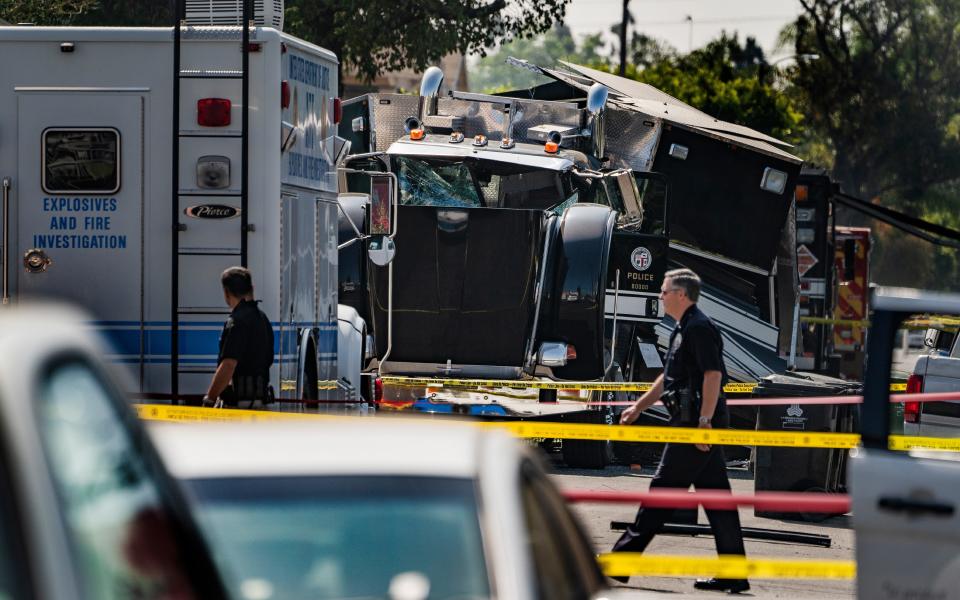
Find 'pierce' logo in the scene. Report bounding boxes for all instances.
[184,204,240,219]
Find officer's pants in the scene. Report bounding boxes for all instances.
[612,442,746,557]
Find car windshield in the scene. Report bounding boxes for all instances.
[187,475,490,600]
[394,155,571,211]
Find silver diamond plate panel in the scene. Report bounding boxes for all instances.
[434,98,584,146]
[604,108,662,172]
[368,94,421,152]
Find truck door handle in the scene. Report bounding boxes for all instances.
[878,496,955,516]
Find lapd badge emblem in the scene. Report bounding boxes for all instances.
[631,246,653,271]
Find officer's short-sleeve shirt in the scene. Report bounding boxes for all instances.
[217,300,274,378]
[663,304,729,418]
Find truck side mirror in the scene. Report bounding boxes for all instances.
[368,174,397,267]
[369,174,394,236]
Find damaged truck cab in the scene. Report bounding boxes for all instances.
[338,68,669,390]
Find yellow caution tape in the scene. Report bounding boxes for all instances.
[487,421,861,449]
[279,380,340,392]
[134,404,333,423]
[800,316,869,327]
[380,376,757,394]
[800,315,960,331]
[598,553,855,580]
[134,404,960,452]
[889,435,960,453]
[723,382,759,394]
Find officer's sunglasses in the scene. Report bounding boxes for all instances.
[659,287,684,297]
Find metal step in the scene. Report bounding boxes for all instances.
[179,69,243,79]
[178,191,242,197]
[178,250,241,257]
[178,131,243,138]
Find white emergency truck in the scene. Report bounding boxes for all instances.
[0,2,363,404]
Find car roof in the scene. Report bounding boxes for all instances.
[150,417,510,480]
[0,304,115,410]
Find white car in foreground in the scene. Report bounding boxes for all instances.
[151,418,631,600]
[0,306,227,600]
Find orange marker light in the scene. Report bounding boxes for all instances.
[544,141,560,153]
[410,128,425,140]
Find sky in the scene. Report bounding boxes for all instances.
[562,0,803,58]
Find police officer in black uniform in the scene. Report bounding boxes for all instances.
[203,267,275,409]
[610,268,748,594]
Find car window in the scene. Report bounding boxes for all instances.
[37,359,198,600]
[0,436,31,600]
[520,460,600,600]
[187,475,490,600]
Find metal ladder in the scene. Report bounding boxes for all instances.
[171,0,252,403]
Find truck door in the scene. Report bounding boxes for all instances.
[16,93,143,355]
[854,296,960,599]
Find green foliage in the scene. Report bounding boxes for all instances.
[788,0,960,290]
[3,0,570,83]
[618,33,805,143]
[0,0,100,25]
[470,23,604,93]
[286,0,570,83]
[791,0,960,204]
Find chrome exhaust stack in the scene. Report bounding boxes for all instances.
[418,65,444,121]
[587,83,609,159]
[416,66,463,132]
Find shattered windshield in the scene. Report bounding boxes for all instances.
[394,155,572,211]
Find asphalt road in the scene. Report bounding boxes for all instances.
[549,462,855,599]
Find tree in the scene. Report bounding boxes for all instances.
[787,0,960,290]
[623,33,805,143]
[471,23,605,93]
[790,0,960,205]
[286,0,570,84]
[0,0,100,25]
[3,0,571,86]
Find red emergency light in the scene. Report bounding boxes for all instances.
[197,98,232,127]
[333,97,342,125]
[281,81,291,109]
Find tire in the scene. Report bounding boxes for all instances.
[300,336,319,405]
[561,362,621,470]
[561,408,614,469]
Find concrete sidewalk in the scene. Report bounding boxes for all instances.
[552,464,854,599]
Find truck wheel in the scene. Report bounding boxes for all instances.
[561,362,621,469]
[300,336,319,405]
[561,408,614,469]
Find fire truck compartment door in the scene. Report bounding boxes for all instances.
[16,93,143,324]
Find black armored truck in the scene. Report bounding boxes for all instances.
[336,61,805,468]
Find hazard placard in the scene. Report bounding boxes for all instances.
[796,244,819,277]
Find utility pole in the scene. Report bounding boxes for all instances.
[619,0,629,76]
